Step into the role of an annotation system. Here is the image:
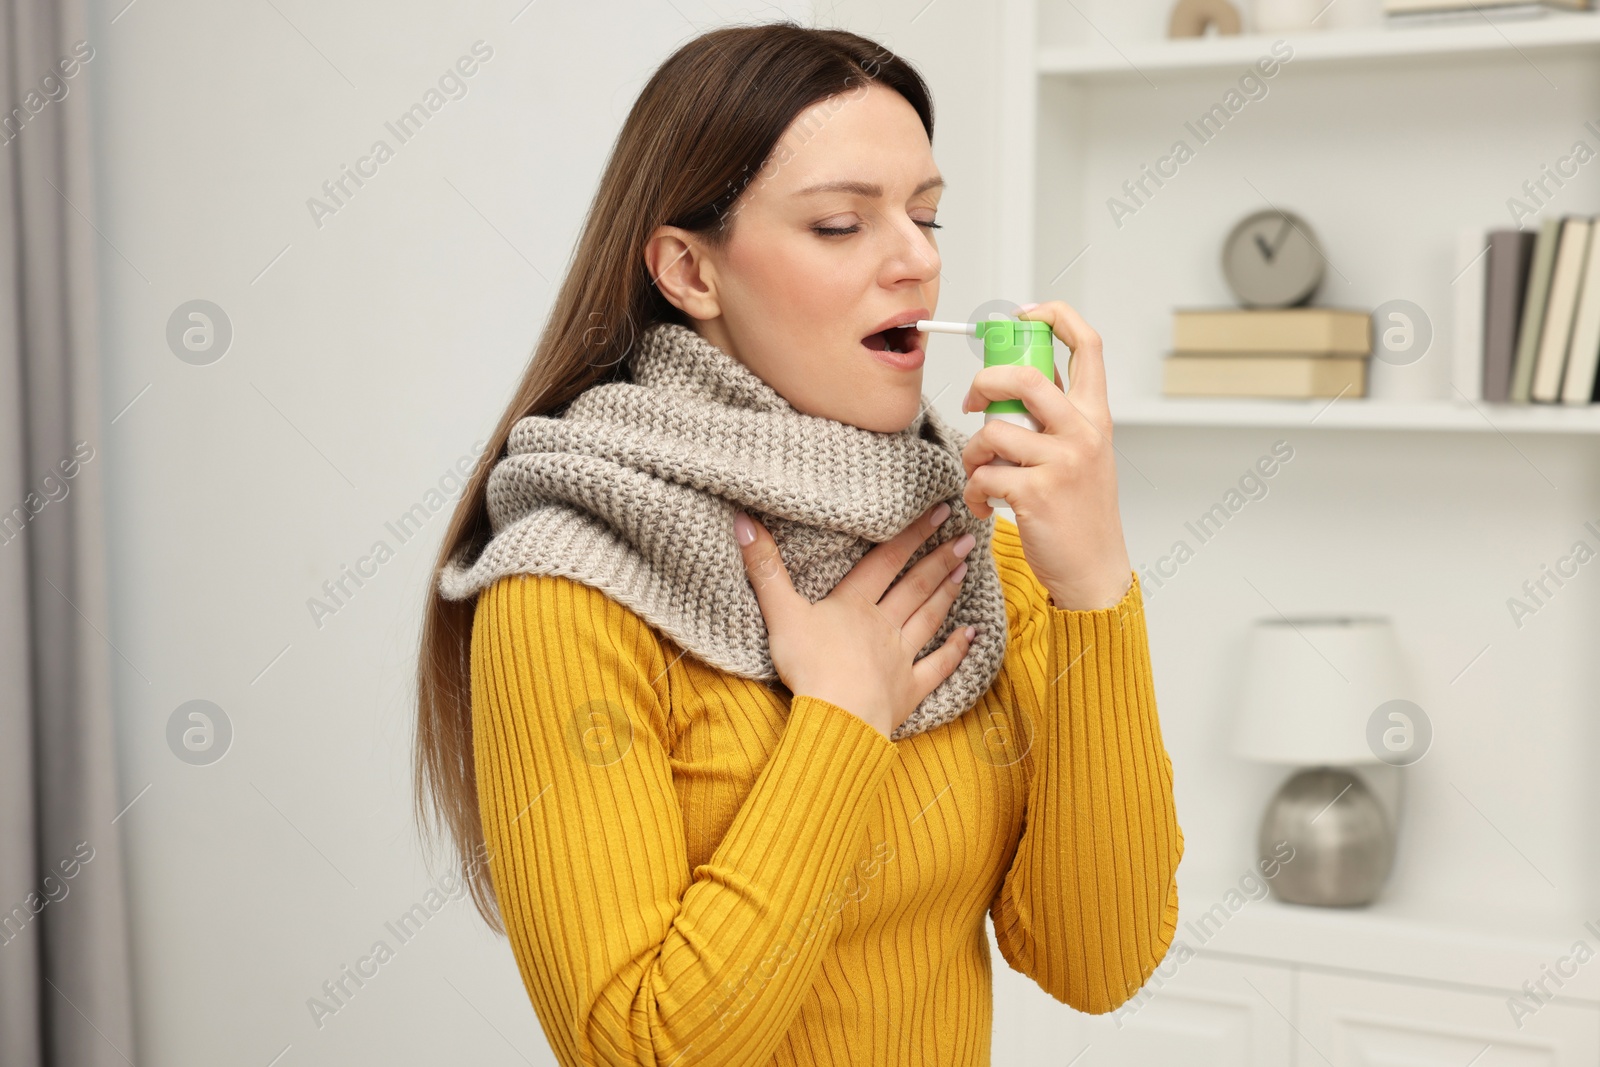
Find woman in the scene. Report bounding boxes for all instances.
[414,21,1182,1067]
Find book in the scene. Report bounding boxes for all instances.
[1388,10,1549,25]
[1162,354,1367,399]
[1386,0,1588,14]
[1559,223,1600,403]
[1483,229,1536,403]
[1530,216,1592,402]
[1453,227,1488,403]
[1171,308,1371,355]
[1509,216,1564,403]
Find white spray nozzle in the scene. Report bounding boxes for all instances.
[916,319,977,336]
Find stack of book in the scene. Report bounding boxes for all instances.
[1161,308,1373,400]
[1461,216,1600,405]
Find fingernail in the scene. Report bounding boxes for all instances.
[964,625,977,640]
[733,511,755,545]
[952,532,977,559]
[930,501,951,526]
[1017,302,1039,313]
[948,561,968,583]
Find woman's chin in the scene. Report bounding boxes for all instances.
[831,391,928,434]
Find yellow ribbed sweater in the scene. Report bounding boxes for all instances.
[470,515,1183,1066]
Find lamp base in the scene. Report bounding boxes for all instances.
[1259,766,1396,907]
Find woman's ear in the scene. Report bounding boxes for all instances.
[644,225,721,321]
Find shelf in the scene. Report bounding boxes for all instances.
[1037,11,1600,79]
[1111,396,1600,433]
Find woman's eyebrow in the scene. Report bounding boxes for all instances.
[793,175,945,197]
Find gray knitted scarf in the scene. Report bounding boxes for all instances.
[438,321,1007,742]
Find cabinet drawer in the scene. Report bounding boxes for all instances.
[1069,952,1294,1066]
[1298,970,1600,1066]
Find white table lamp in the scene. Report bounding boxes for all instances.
[1232,615,1410,765]
[1231,615,1413,907]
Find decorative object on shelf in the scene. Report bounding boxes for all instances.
[1223,207,1326,308]
[1252,0,1326,30]
[1163,307,1372,398]
[1231,616,1410,907]
[1167,0,1243,37]
[1160,211,1367,399]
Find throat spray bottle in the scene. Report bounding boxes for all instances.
[917,318,1057,510]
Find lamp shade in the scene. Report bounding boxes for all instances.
[1231,615,1410,765]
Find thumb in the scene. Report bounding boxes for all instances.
[733,510,801,622]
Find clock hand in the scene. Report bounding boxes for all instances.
[1255,233,1276,262]
[1268,216,1292,257]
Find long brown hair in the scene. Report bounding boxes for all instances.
[413,21,935,932]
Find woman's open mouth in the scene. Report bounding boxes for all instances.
[861,325,925,369]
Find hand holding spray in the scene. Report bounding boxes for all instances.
[917,318,1056,510]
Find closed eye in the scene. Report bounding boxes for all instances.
[813,220,943,237]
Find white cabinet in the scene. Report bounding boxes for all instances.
[1072,954,1293,1066]
[1068,956,1600,1066]
[1298,971,1600,1066]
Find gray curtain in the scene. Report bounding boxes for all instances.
[0,0,139,1063]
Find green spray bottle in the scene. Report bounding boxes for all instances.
[917,317,1056,509]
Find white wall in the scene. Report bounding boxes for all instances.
[88,2,870,1064]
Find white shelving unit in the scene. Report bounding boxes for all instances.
[988,4,1600,1063]
[997,2,1600,434]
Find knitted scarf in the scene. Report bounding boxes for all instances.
[437,321,1008,742]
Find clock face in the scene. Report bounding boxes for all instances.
[1221,208,1325,308]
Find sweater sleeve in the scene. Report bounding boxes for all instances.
[470,572,902,1067]
[986,520,1184,1015]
